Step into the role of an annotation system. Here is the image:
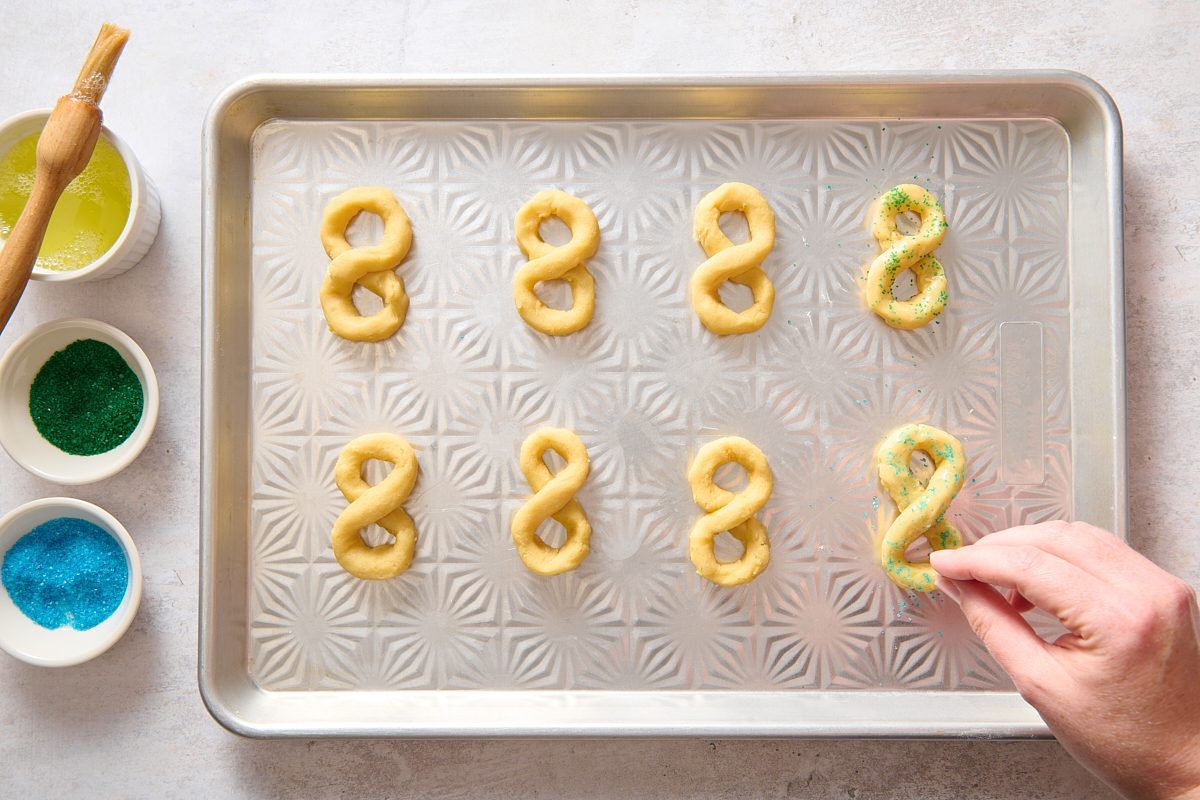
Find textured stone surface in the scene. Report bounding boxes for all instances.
[2,0,1197,796]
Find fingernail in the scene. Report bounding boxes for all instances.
[936,577,962,604]
[929,549,954,567]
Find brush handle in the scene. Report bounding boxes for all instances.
[0,96,101,332]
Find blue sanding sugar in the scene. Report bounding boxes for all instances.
[1,517,128,631]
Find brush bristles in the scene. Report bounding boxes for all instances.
[70,22,130,105]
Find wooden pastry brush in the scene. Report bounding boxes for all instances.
[0,22,129,333]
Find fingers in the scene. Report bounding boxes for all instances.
[930,544,1113,638]
[968,522,1159,587]
[1006,587,1034,614]
[938,577,1061,699]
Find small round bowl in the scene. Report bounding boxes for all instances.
[0,318,159,484]
[0,108,161,283]
[0,497,142,667]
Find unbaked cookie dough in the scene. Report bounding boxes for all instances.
[688,436,773,586]
[513,190,601,336]
[863,184,949,330]
[511,427,592,575]
[319,187,413,342]
[691,182,777,335]
[876,423,965,592]
[331,432,419,580]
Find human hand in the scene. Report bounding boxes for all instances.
[929,521,1200,800]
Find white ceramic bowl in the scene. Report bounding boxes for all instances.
[0,108,160,282]
[0,497,142,667]
[0,317,159,483]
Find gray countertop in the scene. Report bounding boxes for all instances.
[2,1,1196,796]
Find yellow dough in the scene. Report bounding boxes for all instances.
[863,184,949,330]
[513,190,601,336]
[687,436,773,586]
[511,428,592,575]
[331,432,419,580]
[876,423,966,592]
[691,182,777,335]
[319,187,413,342]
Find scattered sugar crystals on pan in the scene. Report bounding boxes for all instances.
[1,517,128,631]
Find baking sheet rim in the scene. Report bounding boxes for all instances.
[199,71,1124,738]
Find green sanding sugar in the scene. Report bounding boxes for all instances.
[29,338,143,456]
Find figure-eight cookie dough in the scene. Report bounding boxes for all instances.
[863,184,949,330]
[876,423,965,592]
[511,427,592,575]
[688,436,773,586]
[319,186,413,342]
[513,190,601,336]
[691,182,777,335]
[331,432,420,580]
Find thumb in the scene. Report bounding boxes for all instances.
[938,577,1061,700]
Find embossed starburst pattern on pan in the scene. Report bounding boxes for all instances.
[248,119,1071,691]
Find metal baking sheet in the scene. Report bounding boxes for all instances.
[201,74,1124,738]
